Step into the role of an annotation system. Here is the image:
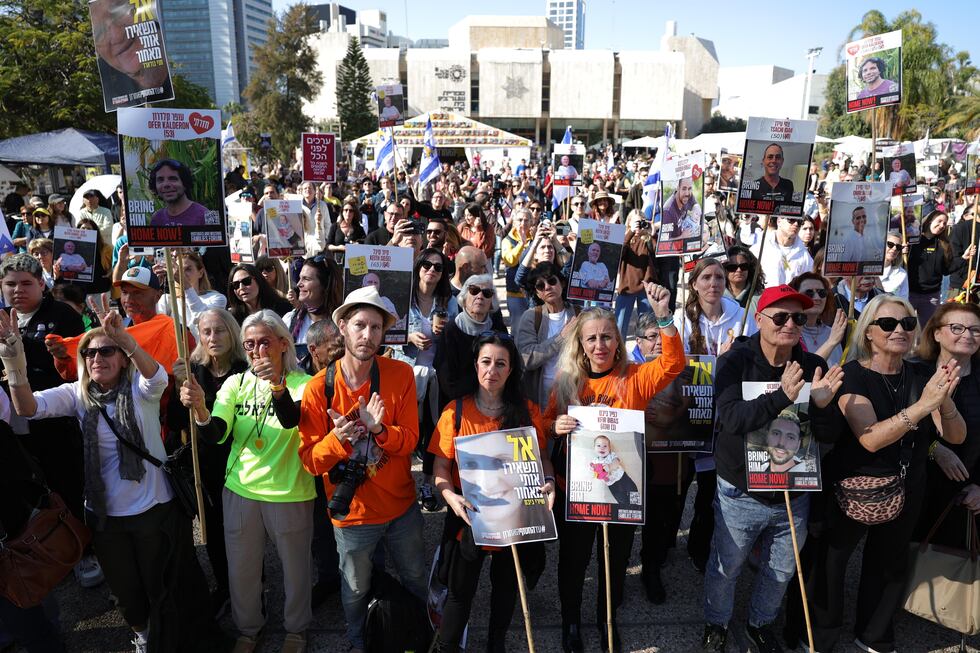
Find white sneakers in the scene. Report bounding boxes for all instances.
[74,554,104,588]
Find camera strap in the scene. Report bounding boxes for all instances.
[323,357,380,429]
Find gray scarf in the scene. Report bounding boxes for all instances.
[455,309,491,336]
[82,375,145,522]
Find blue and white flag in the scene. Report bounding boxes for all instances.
[221,120,237,147]
[642,125,672,218]
[0,209,15,258]
[375,127,395,176]
[418,117,441,187]
[606,146,615,173]
[553,126,575,210]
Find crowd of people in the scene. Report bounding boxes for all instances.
[0,145,978,653]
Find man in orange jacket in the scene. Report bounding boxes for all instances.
[298,286,424,653]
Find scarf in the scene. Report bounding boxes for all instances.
[81,375,145,522]
[455,309,490,336]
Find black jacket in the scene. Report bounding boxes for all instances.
[5,294,85,392]
[908,235,952,293]
[713,333,832,504]
[949,218,979,289]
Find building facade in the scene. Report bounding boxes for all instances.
[546,0,585,49]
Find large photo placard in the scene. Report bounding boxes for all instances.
[53,226,98,283]
[742,382,821,492]
[566,219,625,305]
[881,142,917,196]
[262,199,305,258]
[645,355,715,454]
[966,142,980,196]
[736,117,816,217]
[118,107,225,248]
[343,244,413,345]
[657,153,705,257]
[845,29,903,113]
[89,0,174,112]
[376,84,406,128]
[823,182,891,277]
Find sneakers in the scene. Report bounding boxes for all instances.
[746,623,783,653]
[74,554,104,588]
[132,636,148,653]
[419,482,439,512]
[854,638,896,653]
[701,623,727,652]
[281,632,307,653]
[231,634,260,653]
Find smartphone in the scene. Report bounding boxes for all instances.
[555,222,571,237]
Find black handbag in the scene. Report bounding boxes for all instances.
[100,407,203,518]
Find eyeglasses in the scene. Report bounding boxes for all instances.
[467,286,494,298]
[231,277,254,290]
[80,345,121,359]
[242,338,273,351]
[534,276,560,291]
[885,241,901,250]
[636,333,660,342]
[419,260,444,273]
[478,330,512,341]
[723,263,751,273]
[871,316,918,332]
[802,288,828,299]
[942,323,980,338]
[759,311,807,327]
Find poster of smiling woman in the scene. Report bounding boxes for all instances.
[846,29,903,113]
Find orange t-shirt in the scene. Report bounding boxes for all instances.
[429,397,549,488]
[298,356,419,527]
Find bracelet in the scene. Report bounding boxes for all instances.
[656,315,674,328]
[269,383,285,393]
[898,408,918,431]
[544,475,556,486]
[194,414,212,427]
[928,440,939,461]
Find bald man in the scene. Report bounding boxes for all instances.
[449,245,488,296]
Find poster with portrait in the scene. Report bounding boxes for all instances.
[53,226,97,283]
[645,355,715,454]
[89,0,174,112]
[718,152,742,193]
[552,143,585,187]
[880,142,917,197]
[227,201,254,264]
[966,142,980,196]
[566,219,625,304]
[845,30,902,113]
[343,244,413,345]
[118,107,226,248]
[376,84,406,128]
[455,427,558,547]
[301,133,337,184]
[566,406,645,525]
[743,382,821,491]
[262,199,305,258]
[736,117,816,217]
[823,182,890,277]
[657,153,705,257]
[889,194,922,244]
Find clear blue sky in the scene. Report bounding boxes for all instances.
[272,0,978,75]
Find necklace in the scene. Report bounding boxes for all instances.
[251,372,275,450]
[871,362,905,398]
[475,395,504,415]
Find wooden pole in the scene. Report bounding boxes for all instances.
[784,491,815,653]
[602,522,614,652]
[846,277,858,320]
[737,215,771,336]
[511,545,536,653]
[677,453,683,496]
[964,194,980,303]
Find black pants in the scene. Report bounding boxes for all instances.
[808,473,925,652]
[641,462,694,569]
[0,596,64,653]
[200,462,229,595]
[438,541,544,651]
[555,489,635,627]
[687,469,716,566]
[312,476,340,584]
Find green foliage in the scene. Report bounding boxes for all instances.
[336,37,376,141]
[243,4,322,164]
[700,112,746,134]
[122,135,220,211]
[157,72,216,111]
[819,65,872,139]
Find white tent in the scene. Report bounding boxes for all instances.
[832,135,874,158]
[623,135,667,149]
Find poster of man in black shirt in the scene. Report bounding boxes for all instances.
[736,117,817,217]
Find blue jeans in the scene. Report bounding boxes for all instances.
[334,503,427,649]
[506,295,529,330]
[614,291,652,336]
[703,477,809,628]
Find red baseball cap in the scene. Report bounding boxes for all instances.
[757,284,814,314]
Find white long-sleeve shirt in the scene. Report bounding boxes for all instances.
[156,288,228,338]
[754,232,814,287]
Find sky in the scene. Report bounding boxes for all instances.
[272,0,978,75]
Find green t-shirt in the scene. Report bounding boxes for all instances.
[213,369,315,503]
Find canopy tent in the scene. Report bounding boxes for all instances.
[349,113,532,170]
[623,135,667,149]
[676,131,745,156]
[0,129,119,168]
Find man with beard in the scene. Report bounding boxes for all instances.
[148,159,209,227]
[662,176,702,239]
[762,411,804,473]
[750,144,795,202]
[298,286,425,653]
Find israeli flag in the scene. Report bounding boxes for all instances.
[221,120,237,147]
[0,210,15,257]
[375,127,395,175]
[419,117,441,187]
[641,125,672,218]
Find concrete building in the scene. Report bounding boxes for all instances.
[234,0,274,98]
[309,2,412,48]
[715,65,828,121]
[546,0,585,49]
[307,19,718,145]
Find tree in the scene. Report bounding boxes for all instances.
[819,65,872,139]
[700,112,746,134]
[243,5,322,163]
[336,37,376,141]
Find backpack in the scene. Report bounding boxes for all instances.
[363,569,434,653]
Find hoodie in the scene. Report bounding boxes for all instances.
[674,296,757,355]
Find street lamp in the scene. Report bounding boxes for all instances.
[801,47,823,120]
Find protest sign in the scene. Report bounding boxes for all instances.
[718,153,742,193]
[566,406,646,525]
[742,382,821,492]
[0,210,15,259]
[823,182,890,277]
[376,84,406,128]
[737,117,816,217]
[262,199,305,258]
[566,218,625,304]
[881,142,917,196]
[645,355,715,454]
[228,201,254,264]
[455,427,558,547]
[657,153,705,257]
[118,107,225,248]
[301,133,337,184]
[53,226,98,283]
[845,29,903,113]
[89,0,174,112]
[343,244,413,345]
[966,142,980,196]
[889,194,922,244]
[552,144,585,187]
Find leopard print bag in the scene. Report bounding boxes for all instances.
[834,474,905,525]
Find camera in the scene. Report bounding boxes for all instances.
[555,221,571,237]
[637,220,650,231]
[410,220,426,235]
[327,456,369,518]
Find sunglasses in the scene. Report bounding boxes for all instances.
[885,241,901,250]
[242,338,273,351]
[760,311,807,327]
[425,228,445,236]
[802,288,827,299]
[231,277,254,290]
[467,286,494,298]
[571,202,585,207]
[943,323,980,338]
[782,218,803,226]
[872,316,917,332]
[528,206,542,211]
[534,276,560,291]
[80,345,122,359]
[724,263,751,273]
[419,260,444,273]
